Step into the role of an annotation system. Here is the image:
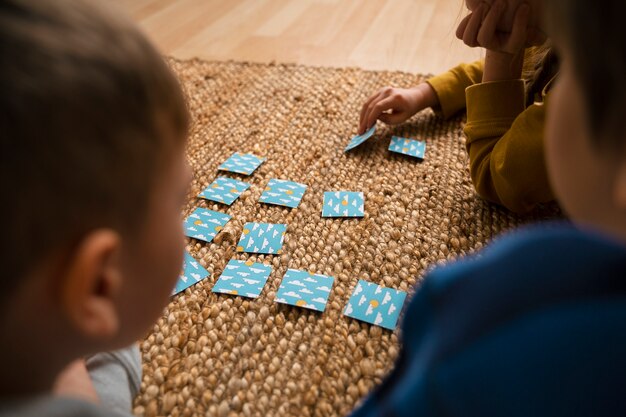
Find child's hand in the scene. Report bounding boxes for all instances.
[53,359,100,403]
[358,83,438,134]
[456,1,537,56]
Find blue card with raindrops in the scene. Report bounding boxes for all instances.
[322,191,364,217]
[172,252,210,295]
[218,152,266,175]
[199,177,251,205]
[388,136,426,159]
[343,279,407,330]
[344,125,376,152]
[184,208,231,243]
[275,269,334,312]
[212,259,272,298]
[236,222,287,254]
[259,179,307,208]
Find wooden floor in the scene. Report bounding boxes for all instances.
[111,0,483,75]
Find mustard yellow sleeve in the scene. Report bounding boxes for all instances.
[426,60,484,119]
[463,80,554,213]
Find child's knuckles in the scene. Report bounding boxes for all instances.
[465,38,478,48]
[462,30,476,47]
[478,36,495,49]
[391,94,407,106]
[373,104,385,114]
[380,86,394,96]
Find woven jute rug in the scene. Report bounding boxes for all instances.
[133,59,560,417]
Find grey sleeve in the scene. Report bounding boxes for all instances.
[0,397,133,417]
[85,344,142,416]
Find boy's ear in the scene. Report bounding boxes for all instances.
[59,229,123,341]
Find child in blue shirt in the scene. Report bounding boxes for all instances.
[350,0,626,415]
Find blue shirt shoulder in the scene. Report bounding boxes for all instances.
[351,224,626,417]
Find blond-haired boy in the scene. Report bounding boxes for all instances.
[0,0,190,415]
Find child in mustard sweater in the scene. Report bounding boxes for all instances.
[358,0,556,214]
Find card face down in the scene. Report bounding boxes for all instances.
[388,136,426,159]
[199,177,251,205]
[344,125,376,152]
[172,252,210,295]
[236,222,287,254]
[322,191,364,218]
[343,279,407,330]
[184,208,231,243]
[218,152,266,175]
[212,259,272,298]
[259,178,307,208]
[275,269,334,312]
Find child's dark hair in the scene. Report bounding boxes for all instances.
[0,0,189,304]
[547,0,626,146]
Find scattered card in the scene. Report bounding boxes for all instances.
[343,280,407,330]
[172,252,210,295]
[322,191,364,217]
[218,152,265,176]
[236,222,287,254]
[344,125,376,152]
[199,177,251,205]
[388,136,426,159]
[259,179,307,208]
[184,208,231,243]
[275,269,335,312]
[212,259,272,298]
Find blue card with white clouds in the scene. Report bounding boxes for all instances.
[218,152,265,175]
[184,208,231,243]
[236,222,287,254]
[388,136,426,159]
[343,279,407,330]
[212,259,272,298]
[344,124,376,152]
[275,269,334,312]
[259,179,307,208]
[199,177,251,206]
[322,191,364,217]
[172,252,210,295]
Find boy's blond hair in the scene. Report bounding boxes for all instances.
[0,0,189,302]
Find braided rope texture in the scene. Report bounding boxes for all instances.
[134,59,560,417]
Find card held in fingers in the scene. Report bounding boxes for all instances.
[344,124,376,152]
